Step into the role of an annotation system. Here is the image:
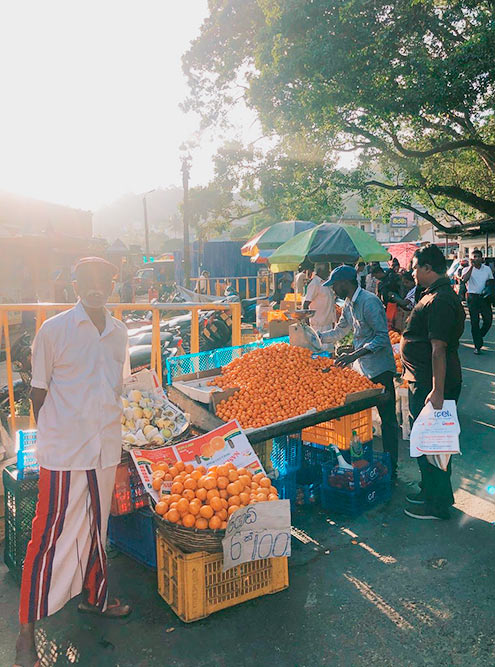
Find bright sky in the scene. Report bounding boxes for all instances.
[0,0,245,211]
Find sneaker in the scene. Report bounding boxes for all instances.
[404,506,450,520]
[474,348,481,355]
[406,491,426,504]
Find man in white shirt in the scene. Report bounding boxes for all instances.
[461,249,494,354]
[303,262,336,332]
[16,257,131,667]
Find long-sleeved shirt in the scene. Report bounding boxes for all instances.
[319,287,396,380]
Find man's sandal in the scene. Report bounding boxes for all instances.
[77,598,132,618]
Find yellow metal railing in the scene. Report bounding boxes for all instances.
[191,275,270,298]
[0,301,241,433]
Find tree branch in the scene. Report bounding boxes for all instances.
[428,185,495,217]
[388,133,494,159]
[426,192,464,225]
[399,203,454,234]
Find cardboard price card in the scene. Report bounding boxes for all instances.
[174,420,265,475]
[130,446,179,502]
[222,499,291,572]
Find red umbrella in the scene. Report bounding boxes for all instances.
[387,242,419,268]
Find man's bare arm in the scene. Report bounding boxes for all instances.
[30,388,47,423]
[425,339,447,409]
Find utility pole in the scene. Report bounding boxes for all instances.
[142,189,156,258]
[181,156,191,288]
[142,195,150,258]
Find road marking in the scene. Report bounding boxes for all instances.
[462,367,495,377]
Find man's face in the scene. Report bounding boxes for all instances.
[316,265,330,280]
[471,252,482,267]
[411,258,429,287]
[74,268,114,309]
[331,280,348,299]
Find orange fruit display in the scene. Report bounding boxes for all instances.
[151,460,280,530]
[212,343,376,428]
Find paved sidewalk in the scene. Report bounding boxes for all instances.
[1,323,495,666]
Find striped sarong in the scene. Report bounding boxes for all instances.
[19,466,116,624]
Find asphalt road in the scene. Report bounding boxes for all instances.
[1,318,495,666]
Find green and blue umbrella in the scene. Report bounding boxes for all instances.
[268,223,390,272]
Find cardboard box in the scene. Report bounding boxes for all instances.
[279,299,296,313]
[268,320,291,338]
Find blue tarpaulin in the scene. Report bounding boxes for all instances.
[174,240,261,293]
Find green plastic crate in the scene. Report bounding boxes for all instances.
[3,465,39,583]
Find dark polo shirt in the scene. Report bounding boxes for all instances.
[400,277,465,394]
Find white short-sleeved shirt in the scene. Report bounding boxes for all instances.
[461,264,493,294]
[31,301,130,471]
[305,275,336,330]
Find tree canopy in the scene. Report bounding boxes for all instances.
[183,0,495,233]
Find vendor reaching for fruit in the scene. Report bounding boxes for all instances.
[318,265,399,479]
[15,257,132,667]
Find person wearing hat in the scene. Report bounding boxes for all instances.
[303,262,337,334]
[15,257,131,667]
[318,265,399,477]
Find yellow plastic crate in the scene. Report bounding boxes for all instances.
[302,409,372,450]
[156,534,289,623]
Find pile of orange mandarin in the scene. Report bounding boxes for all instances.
[152,460,279,530]
[389,330,401,345]
[394,353,403,375]
[213,343,376,429]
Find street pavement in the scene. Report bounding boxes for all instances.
[1,319,495,666]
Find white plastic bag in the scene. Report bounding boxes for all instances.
[410,400,460,460]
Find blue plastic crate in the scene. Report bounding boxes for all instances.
[301,442,335,468]
[16,430,39,478]
[166,336,289,383]
[108,507,157,569]
[271,433,302,475]
[271,467,297,506]
[320,479,392,517]
[321,451,391,492]
[320,451,392,517]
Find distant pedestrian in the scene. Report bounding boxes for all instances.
[356,261,367,289]
[196,270,210,295]
[294,265,309,299]
[401,245,465,520]
[461,249,493,354]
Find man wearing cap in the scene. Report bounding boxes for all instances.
[303,262,337,334]
[15,257,131,667]
[318,265,399,478]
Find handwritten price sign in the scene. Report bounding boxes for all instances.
[222,500,291,572]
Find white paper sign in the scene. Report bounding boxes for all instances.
[410,400,460,457]
[222,500,291,572]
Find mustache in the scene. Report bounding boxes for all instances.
[86,290,104,297]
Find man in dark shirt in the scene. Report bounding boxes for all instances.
[400,245,465,520]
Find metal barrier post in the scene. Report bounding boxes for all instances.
[151,308,163,384]
[231,302,242,347]
[190,307,200,354]
[2,313,16,434]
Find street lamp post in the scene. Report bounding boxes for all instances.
[181,156,191,289]
[142,189,156,258]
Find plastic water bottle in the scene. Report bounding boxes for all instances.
[350,430,363,466]
[16,429,39,477]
